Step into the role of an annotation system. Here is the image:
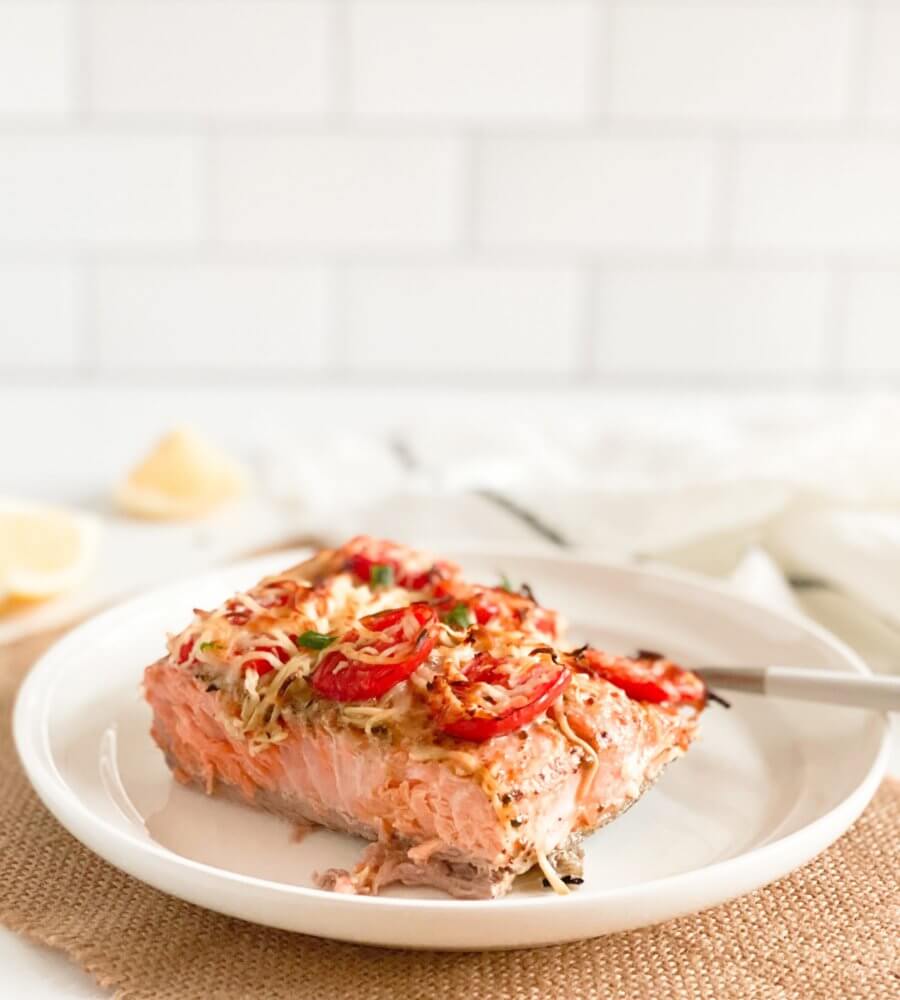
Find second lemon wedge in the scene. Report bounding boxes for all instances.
[116,427,248,520]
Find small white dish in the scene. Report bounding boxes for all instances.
[14,550,889,950]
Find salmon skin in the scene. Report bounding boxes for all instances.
[144,537,704,899]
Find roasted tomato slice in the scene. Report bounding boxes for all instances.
[571,648,705,706]
[461,586,558,638]
[432,651,572,742]
[469,589,502,626]
[532,609,558,638]
[311,602,438,702]
[343,536,455,592]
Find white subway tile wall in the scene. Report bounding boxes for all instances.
[0,265,79,366]
[349,1,594,120]
[845,272,900,372]
[215,135,464,246]
[595,269,830,375]
[0,2,71,115]
[0,0,896,386]
[88,1,335,118]
[733,140,900,253]
[346,265,583,373]
[0,135,202,245]
[95,264,334,370]
[608,5,855,123]
[478,137,717,249]
[864,5,900,123]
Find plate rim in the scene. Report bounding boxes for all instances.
[13,548,891,923]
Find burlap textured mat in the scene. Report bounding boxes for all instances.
[1,628,897,1000]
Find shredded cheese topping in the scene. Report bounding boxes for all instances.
[166,543,571,758]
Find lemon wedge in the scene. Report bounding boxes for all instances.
[0,501,99,602]
[116,427,248,520]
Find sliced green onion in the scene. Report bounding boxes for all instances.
[199,641,221,653]
[370,563,395,588]
[442,603,474,631]
[295,630,336,651]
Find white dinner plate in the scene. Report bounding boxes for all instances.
[14,550,890,950]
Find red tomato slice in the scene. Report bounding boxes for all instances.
[572,648,705,706]
[347,552,443,592]
[533,610,558,639]
[461,587,558,638]
[343,537,454,592]
[311,603,438,702]
[469,590,501,626]
[433,652,572,742]
[176,637,195,665]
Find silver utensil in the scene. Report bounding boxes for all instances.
[698,666,900,712]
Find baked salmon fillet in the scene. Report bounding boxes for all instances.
[144,536,706,899]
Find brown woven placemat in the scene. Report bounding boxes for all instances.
[1,628,898,1000]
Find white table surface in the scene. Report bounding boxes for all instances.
[3,385,898,998]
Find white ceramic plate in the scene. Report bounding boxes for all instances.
[15,550,889,950]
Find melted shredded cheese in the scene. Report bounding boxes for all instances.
[166,540,599,787]
[341,704,406,737]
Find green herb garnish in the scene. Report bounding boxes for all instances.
[295,630,336,651]
[199,641,221,653]
[442,603,474,631]
[370,563,395,588]
[498,573,515,593]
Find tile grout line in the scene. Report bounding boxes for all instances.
[5,244,900,271]
[4,119,900,142]
[2,367,895,393]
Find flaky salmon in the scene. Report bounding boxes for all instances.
[144,537,705,899]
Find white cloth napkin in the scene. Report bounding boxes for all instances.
[264,395,900,671]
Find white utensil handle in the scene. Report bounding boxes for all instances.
[765,667,900,711]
